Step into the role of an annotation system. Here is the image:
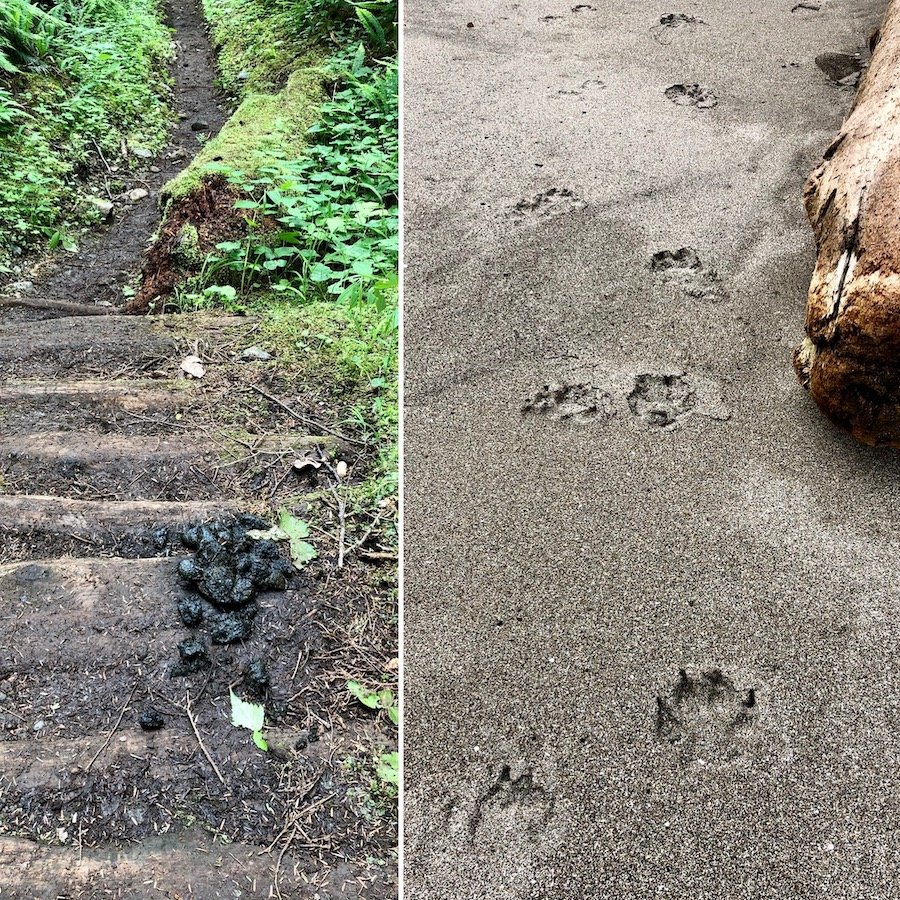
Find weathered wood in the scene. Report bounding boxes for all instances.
[795,2,900,445]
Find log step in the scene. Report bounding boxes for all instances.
[0,495,236,561]
[0,834,323,899]
[0,431,220,501]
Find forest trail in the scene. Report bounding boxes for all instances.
[1,0,225,318]
[0,3,393,897]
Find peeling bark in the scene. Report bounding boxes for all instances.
[795,0,900,445]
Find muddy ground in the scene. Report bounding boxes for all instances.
[403,0,900,897]
[0,2,397,897]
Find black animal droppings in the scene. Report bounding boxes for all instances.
[171,637,210,676]
[151,526,169,550]
[178,558,200,582]
[139,708,165,731]
[208,612,252,644]
[244,658,270,695]
[197,564,236,606]
[174,516,295,662]
[294,724,319,750]
[177,594,204,627]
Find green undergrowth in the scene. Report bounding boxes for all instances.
[168,0,399,493]
[0,0,172,271]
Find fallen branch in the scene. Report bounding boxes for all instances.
[183,691,226,785]
[85,683,137,771]
[247,384,366,447]
[795,2,900,444]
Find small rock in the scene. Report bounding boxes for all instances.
[139,708,165,731]
[237,70,250,81]
[191,120,210,132]
[335,460,348,479]
[150,165,161,173]
[33,719,46,732]
[128,188,149,202]
[131,146,153,159]
[240,346,273,362]
[7,280,34,295]
[86,197,114,218]
[180,355,205,379]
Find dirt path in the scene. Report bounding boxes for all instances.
[404,0,900,897]
[0,5,396,898]
[2,0,226,317]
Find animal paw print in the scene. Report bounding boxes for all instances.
[665,83,718,109]
[656,668,757,765]
[469,765,555,839]
[651,12,706,45]
[627,373,696,427]
[523,381,611,423]
[511,188,586,224]
[650,247,725,303]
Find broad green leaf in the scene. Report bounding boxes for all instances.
[230,689,265,732]
[347,680,380,709]
[278,509,316,569]
[252,730,269,751]
[388,705,399,727]
[376,752,399,786]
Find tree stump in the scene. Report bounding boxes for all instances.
[795,5,900,446]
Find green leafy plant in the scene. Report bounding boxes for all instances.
[376,751,398,788]
[347,679,399,726]
[229,688,268,751]
[199,48,398,313]
[246,509,317,569]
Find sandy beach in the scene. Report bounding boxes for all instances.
[403,0,900,896]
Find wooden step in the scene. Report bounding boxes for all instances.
[0,379,192,430]
[0,431,220,501]
[0,833,348,899]
[0,314,255,378]
[0,495,236,561]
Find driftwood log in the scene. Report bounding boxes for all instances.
[794,8,900,445]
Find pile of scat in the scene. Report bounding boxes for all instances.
[171,514,294,675]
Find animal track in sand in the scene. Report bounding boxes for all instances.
[558,77,605,96]
[651,12,707,44]
[627,373,696,427]
[511,188,587,224]
[665,83,718,109]
[522,382,612,423]
[656,668,758,765]
[468,765,555,840]
[650,246,726,303]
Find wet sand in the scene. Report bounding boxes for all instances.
[403,1,900,897]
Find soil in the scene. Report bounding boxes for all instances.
[0,2,397,897]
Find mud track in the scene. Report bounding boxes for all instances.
[0,3,396,898]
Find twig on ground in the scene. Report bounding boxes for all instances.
[247,384,366,447]
[183,691,225,785]
[86,683,138,771]
[0,297,116,316]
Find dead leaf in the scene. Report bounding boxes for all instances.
[180,355,205,379]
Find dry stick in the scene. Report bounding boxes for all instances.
[247,384,366,447]
[183,692,226,785]
[85,683,138,772]
[0,297,116,316]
